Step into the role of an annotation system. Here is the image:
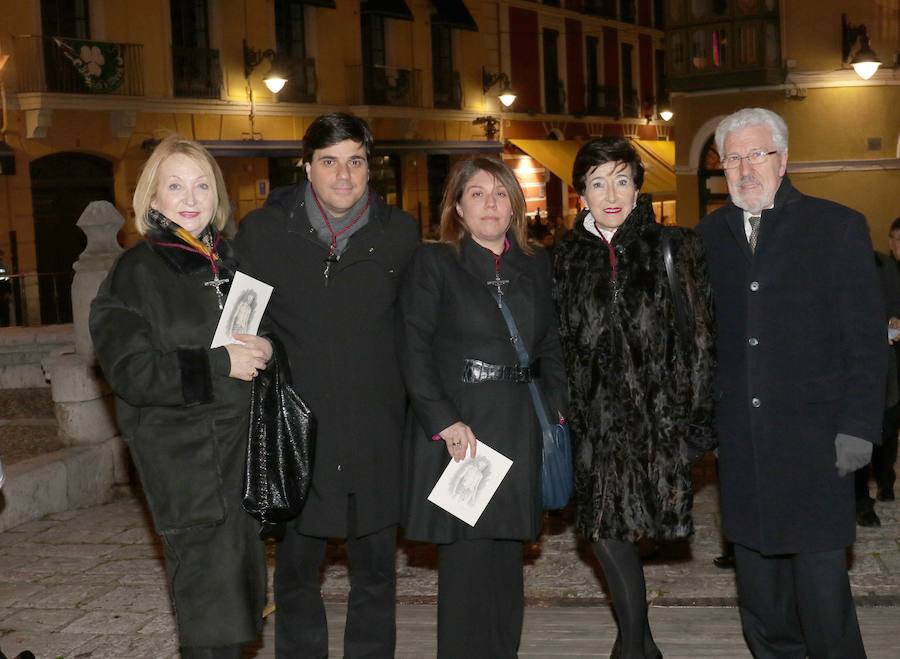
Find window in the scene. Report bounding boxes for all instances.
[41,0,90,38]
[621,42,637,117]
[432,24,459,109]
[543,29,563,114]
[170,0,220,98]
[275,0,316,102]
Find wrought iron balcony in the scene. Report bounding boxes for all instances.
[277,57,317,103]
[622,87,640,118]
[172,47,222,99]
[13,35,144,95]
[347,64,423,107]
[545,79,566,115]
[433,70,462,109]
[585,84,621,117]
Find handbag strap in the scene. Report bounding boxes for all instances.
[661,229,691,340]
[494,296,553,432]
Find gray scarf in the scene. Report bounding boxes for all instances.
[305,183,371,257]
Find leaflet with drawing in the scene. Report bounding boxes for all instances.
[427,441,513,527]
[210,271,274,348]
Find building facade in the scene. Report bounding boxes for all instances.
[0,0,670,325]
[667,0,899,245]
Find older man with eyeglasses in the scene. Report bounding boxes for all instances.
[698,108,884,658]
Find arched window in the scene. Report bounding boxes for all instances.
[698,135,729,216]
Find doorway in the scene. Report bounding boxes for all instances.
[30,152,114,324]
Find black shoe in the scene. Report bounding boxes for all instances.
[713,553,736,569]
[856,509,881,527]
[877,489,895,502]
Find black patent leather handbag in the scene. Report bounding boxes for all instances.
[242,335,316,539]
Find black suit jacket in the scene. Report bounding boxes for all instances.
[698,177,884,553]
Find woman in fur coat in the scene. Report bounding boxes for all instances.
[90,136,270,658]
[554,137,716,659]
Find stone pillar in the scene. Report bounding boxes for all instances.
[43,201,123,446]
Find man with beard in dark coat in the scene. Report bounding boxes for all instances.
[235,113,419,658]
[698,108,883,658]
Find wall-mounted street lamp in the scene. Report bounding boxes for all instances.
[658,101,674,122]
[842,14,881,80]
[243,40,289,93]
[482,67,516,108]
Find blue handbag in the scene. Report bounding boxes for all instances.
[496,298,573,510]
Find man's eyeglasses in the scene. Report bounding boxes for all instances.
[720,150,778,170]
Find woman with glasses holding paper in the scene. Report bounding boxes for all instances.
[90,136,270,659]
[400,157,567,658]
[554,137,716,658]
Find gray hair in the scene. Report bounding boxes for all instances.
[714,108,789,156]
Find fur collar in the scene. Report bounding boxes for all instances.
[145,226,237,278]
[572,193,656,248]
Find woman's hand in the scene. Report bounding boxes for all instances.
[225,335,271,381]
[439,421,477,462]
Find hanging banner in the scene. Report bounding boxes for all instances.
[53,37,125,93]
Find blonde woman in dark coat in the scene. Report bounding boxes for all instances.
[90,136,271,658]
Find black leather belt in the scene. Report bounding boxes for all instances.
[462,358,532,384]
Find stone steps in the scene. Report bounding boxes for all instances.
[0,388,62,466]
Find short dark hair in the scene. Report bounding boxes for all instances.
[301,113,374,165]
[572,136,644,196]
[890,217,900,235]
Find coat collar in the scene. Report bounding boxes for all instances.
[145,226,237,277]
[723,176,802,261]
[276,181,393,241]
[571,193,656,248]
[458,232,531,285]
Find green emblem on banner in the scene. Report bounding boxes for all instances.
[53,37,125,93]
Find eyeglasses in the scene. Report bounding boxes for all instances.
[720,150,778,169]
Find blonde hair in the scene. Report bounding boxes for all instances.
[438,157,532,255]
[132,135,229,235]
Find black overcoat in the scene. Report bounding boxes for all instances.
[698,178,885,554]
[235,183,419,538]
[400,237,567,543]
[89,231,266,648]
[554,196,716,542]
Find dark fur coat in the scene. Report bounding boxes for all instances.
[554,196,716,542]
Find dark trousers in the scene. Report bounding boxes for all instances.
[437,538,525,659]
[273,501,397,659]
[855,404,898,510]
[733,544,865,659]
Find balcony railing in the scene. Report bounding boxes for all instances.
[586,84,621,116]
[347,64,423,107]
[433,70,462,109]
[545,79,566,114]
[277,57,317,103]
[172,47,222,99]
[1,272,73,326]
[622,87,640,118]
[13,35,144,95]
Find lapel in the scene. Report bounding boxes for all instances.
[754,177,802,258]
[725,206,753,263]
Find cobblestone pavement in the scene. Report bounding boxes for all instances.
[0,458,897,657]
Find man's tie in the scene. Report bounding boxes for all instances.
[748,215,761,253]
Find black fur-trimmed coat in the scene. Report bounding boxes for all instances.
[89,228,266,647]
[554,196,716,542]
